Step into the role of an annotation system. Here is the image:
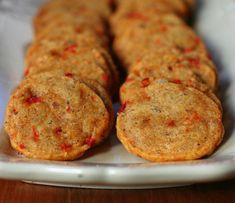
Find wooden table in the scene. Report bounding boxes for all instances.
[0,179,234,203]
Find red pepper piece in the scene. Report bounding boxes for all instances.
[194,37,201,44]
[120,86,126,93]
[24,68,30,76]
[54,127,62,136]
[141,78,150,87]
[191,112,202,122]
[188,58,200,67]
[60,143,72,152]
[66,105,71,112]
[25,94,42,105]
[85,135,95,147]
[101,73,109,82]
[32,126,39,142]
[184,112,202,124]
[184,48,193,53]
[64,44,78,53]
[13,108,18,114]
[64,72,74,78]
[91,96,97,102]
[119,102,128,113]
[160,25,168,32]
[19,144,26,150]
[166,120,176,127]
[172,79,182,84]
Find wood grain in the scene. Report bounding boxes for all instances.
[0,179,235,203]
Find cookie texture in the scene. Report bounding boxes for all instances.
[117,82,224,162]
[4,71,111,160]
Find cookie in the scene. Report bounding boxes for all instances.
[128,52,218,90]
[117,82,224,162]
[81,79,115,135]
[112,0,190,22]
[120,77,222,111]
[25,38,113,93]
[34,0,111,29]
[4,71,111,160]
[34,7,106,35]
[113,21,210,68]
[111,12,184,37]
[35,24,109,49]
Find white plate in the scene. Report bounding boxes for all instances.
[1,0,235,189]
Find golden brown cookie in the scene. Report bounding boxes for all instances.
[110,10,185,37]
[35,24,109,49]
[34,6,107,35]
[4,71,112,160]
[117,82,224,162]
[128,52,218,90]
[112,0,190,23]
[113,20,210,68]
[120,77,222,112]
[25,38,114,94]
[81,79,115,135]
[34,0,111,33]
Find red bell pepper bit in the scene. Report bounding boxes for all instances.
[13,108,18,114]
[172,79,182,84]
[184,47,193,53]
[54,127,62,136]
[184,112,202,124]
[101,73,109,82]
[118,102,128,113]
[126,12,148,21]
[24,68,30,76]
[60,143,72,152]
[32,126,39,142]
[91,96,97,102]
[85,135,95,147]
[19,144,26,150]
[188,58,200,67]
[166,120,176,127]
[191,112,202,122]
[141,78,150,87]
[120,86,126,93]
[66,105,71,112]
[194,37,201,44]
[160,25,168,32]
[64,72,74,78]
[64,44,78,54]
[25,94,42,105]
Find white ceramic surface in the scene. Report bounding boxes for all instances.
[0,0,235,189]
